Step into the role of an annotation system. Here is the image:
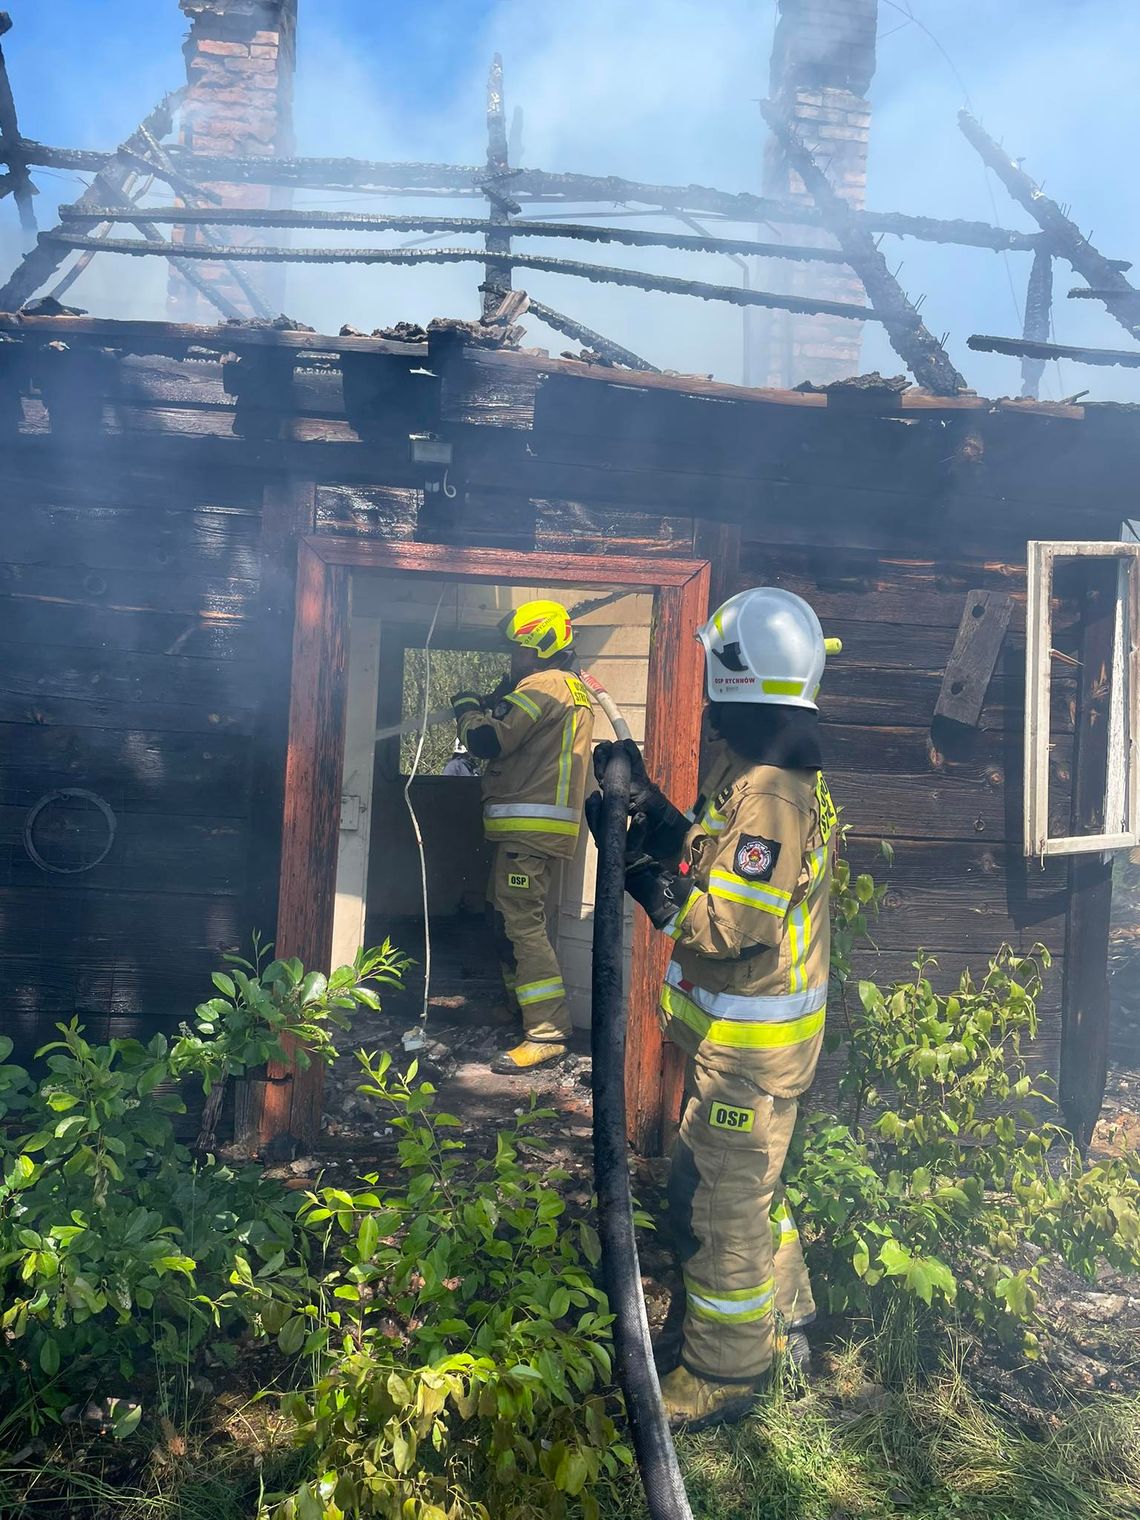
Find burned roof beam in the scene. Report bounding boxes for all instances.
[8,139,1066,254]
[524,297,659,370]
[44,232,879,320]
[0,12,35,240]
[1020,248,1053,400]
[959,111,1140,345]
[481,53,513,320]
[59,203,852,265]
[968,333,1140,370]
[760,100,966,395]
[0,91,185,312]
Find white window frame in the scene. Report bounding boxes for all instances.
[1025,540,1140,858]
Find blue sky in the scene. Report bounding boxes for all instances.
[3,0,1139,399]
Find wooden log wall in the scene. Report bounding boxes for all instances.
[0,452,268,1062]
[1,323,1134,1134]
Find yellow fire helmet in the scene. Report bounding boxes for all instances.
[499,598,575,659]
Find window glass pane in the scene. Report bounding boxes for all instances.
[400,647,510,775]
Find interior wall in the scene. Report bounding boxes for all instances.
[345,573,651,1027]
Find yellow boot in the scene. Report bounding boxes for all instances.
[658,1366,763,1432]
[490,1039,568,1075]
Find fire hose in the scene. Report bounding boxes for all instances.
[591,743,694,1520]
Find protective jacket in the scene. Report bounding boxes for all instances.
[661,737,836,1099]
[457,667,595,860]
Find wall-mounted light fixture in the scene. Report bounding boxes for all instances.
[409,432,456,498]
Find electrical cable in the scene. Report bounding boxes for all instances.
[400,583,448,1052]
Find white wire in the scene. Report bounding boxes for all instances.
[403,584,448,1033]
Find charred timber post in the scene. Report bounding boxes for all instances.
[43,232,881,320]
[481,54,513,320]
[525,296,659,370]
[0,91,184,313]
[57,203,853,266]
[760,101,965,396]
[958,111,1140,346]
[1020,247,1053,399]
[0,12,36,241]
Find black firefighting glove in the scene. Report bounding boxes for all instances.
[481,673,514,709]
[625,860,691,931]
[451,690,484,723]
[584,792,652,863]
[592,738,689,863]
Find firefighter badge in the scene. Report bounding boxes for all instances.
[734,833,780,881]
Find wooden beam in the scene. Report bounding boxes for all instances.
[1020,248,1053,400]
[969,333,1140,370]
[1060,560,1118,1150]
[265,538,351,1150]
[0,12,35,241]
[933,589,1014,728]
[761,99,966,395]
[41,233,881,321]
[58,203,852,267]
[959,111,1140,346]
[0,91,185,313]
[481,53,512,320]
[525,296,659,371]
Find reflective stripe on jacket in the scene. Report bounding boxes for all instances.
[458,667,596,860]
[659,748,836,1097]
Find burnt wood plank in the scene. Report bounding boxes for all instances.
[0,560,259,620]
[0,502,262,577]
[934,591,1015,727]
[1061,562,1119,1148]
[1,723,254,814]
[0,641,260,713]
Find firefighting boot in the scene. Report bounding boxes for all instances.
[490,1039,568,1075]
[658,1366,764,1432]
[773,1318,812,1380]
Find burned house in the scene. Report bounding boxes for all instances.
[1,0,1137,1155]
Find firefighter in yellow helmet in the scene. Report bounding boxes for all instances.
[452,599,595,1074]
[591,587,839,1429]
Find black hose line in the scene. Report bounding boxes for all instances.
[591,747,694,1520]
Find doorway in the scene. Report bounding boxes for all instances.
[268,539,710,1151]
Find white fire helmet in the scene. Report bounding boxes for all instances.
[697,587,839,710]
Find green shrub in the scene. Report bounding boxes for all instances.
[265,1052,629,1520]
[0,944,405,1425]
[788,944,1140,1357]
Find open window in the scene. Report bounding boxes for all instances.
[1024,540,1140,857]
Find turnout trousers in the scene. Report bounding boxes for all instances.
[486,845,571,1043]
[667,1049,816,1385]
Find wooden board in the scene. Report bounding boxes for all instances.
[934,591,1015,727]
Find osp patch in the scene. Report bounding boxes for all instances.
[734,833,780,882]
[709,1102,755,1133]
[507,872,530,889]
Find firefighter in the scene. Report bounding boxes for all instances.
[452,599,595,1074]
[591,587,837,1429]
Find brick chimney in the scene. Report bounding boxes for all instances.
[752,0,877,388]
[168,0,298,322]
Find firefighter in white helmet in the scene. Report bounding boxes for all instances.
[452,599,595,1074]
[590,587,839,1429]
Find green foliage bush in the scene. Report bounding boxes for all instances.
[0,943,404,1424]
[789,938,1140,1357]
[265,1052,629,1520]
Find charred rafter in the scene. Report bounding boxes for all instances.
[0,13,35,239]
[0,91,189,313]
[524,297,659,371]
[959,112,1140,346]
[1020,248,1053,399]
[42,233,879,320]
[969,333,1140,370]
[6,139,1073,255]
[58,204,852,265]
[482,54,512,319]
[761,100,966,395]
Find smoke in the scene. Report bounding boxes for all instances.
[4,0,1140,399]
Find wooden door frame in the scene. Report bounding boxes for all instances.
[265,536,710,1152]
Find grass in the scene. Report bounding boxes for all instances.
[604,1352,1140,1520]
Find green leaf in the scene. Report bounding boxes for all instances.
[211,972,236,998]
[39,1338,60,1376]
[277,1316,307,1356]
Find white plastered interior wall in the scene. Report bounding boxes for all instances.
[338,572,652,1029]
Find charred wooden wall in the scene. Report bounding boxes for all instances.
[0,325,1132,1115]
